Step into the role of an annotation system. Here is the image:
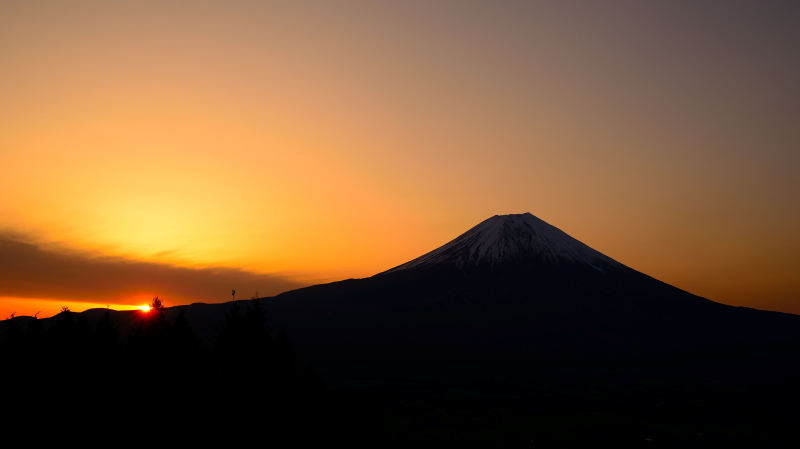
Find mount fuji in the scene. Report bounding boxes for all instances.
[261,213,800,380]
[384,213,622,274]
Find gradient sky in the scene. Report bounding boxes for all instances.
[1,1,798,317]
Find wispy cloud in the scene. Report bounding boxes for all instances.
[0,232,304,307]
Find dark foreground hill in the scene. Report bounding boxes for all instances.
[3,213,800,446]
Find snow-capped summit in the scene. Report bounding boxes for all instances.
[385,213,622,273]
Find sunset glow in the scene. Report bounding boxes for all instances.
[3,4,800,447]
[1,2,798,317]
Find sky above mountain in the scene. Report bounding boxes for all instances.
[1,1,798,316]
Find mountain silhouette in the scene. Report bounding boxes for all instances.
[261,213,800,381]
[5,212,798,379]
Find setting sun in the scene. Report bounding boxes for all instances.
[140,305,151,313]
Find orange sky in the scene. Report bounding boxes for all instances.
[1,2,798,317]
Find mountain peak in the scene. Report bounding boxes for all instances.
[384,212,621,274]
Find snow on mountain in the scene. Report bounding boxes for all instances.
[385,213,623,273]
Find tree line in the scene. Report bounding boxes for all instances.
[0,298,345,444]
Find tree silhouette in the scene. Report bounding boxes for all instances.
[0,298,328,444]
[170,309,199,359]
[95,308,119,350]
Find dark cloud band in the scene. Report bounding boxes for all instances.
[0,233,303,305]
